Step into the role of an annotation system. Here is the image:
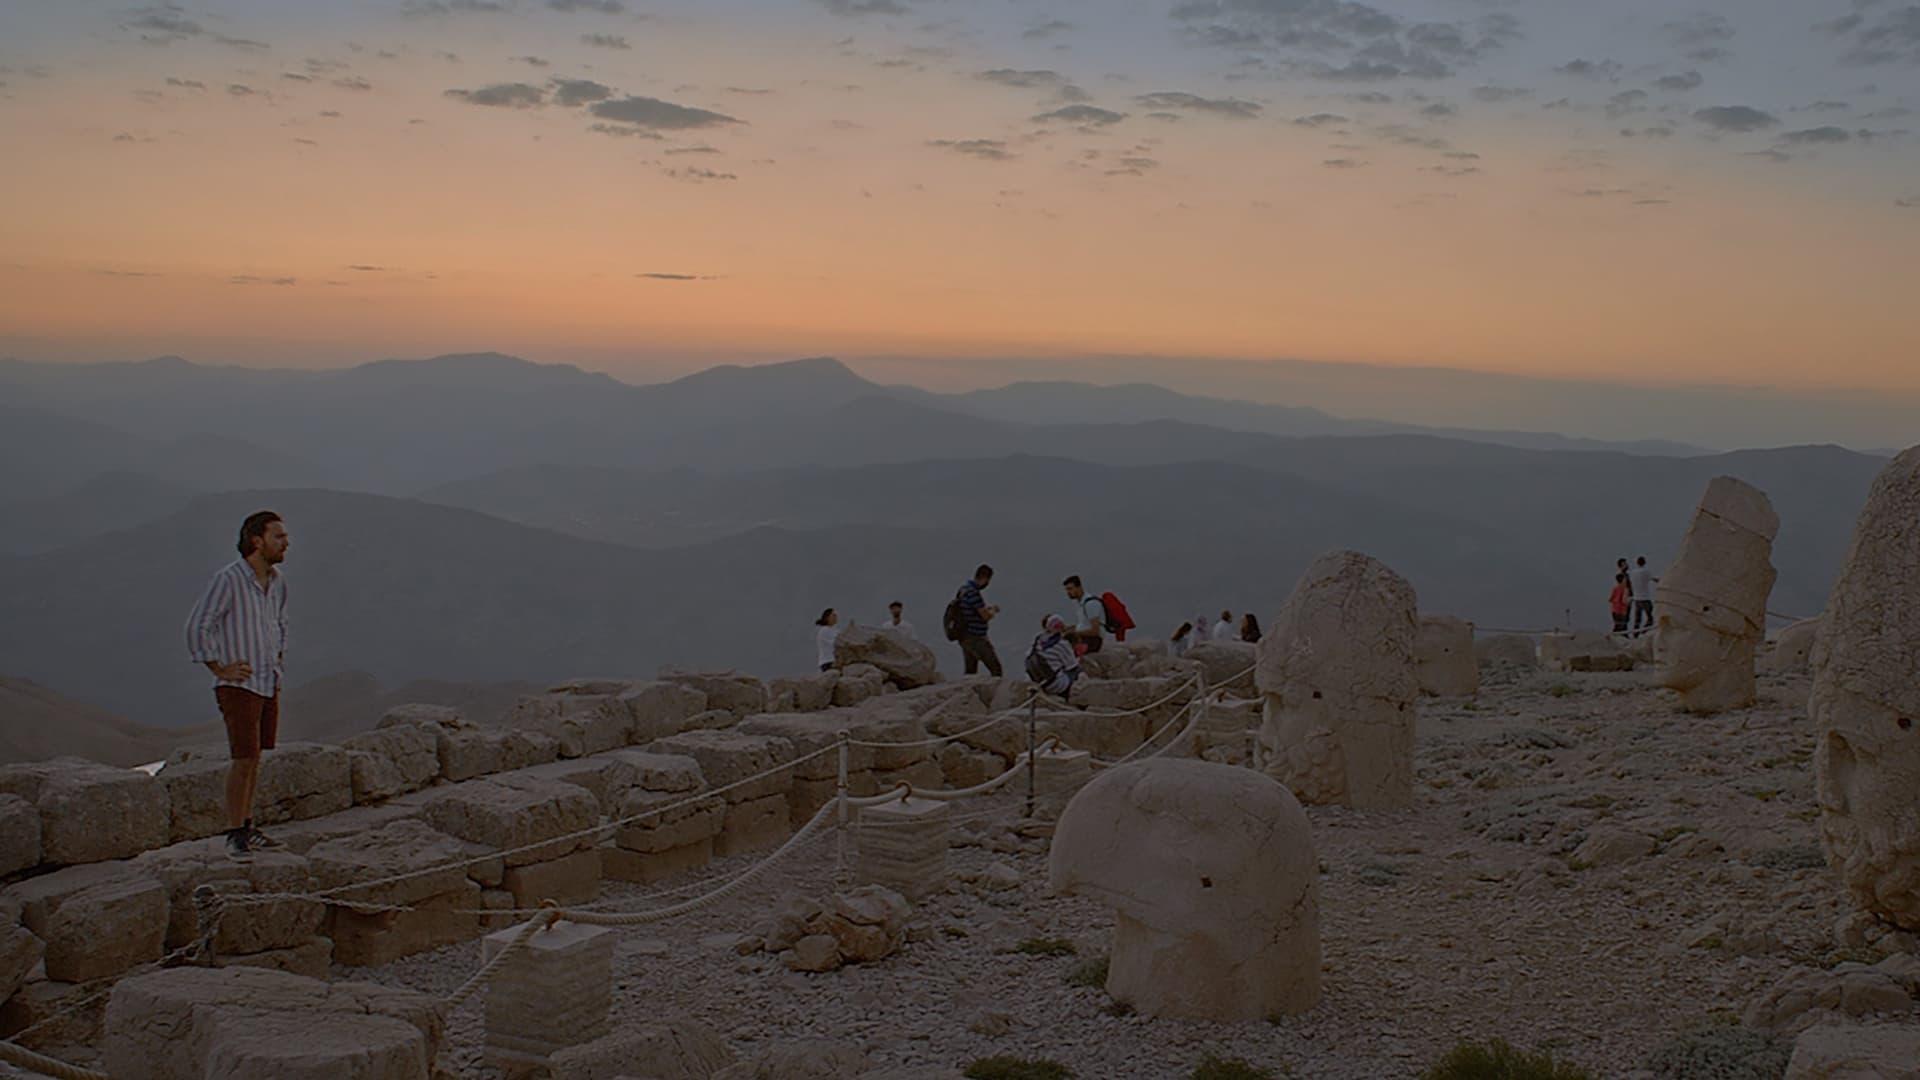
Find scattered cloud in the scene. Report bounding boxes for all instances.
[930,138,1015,160]
[664,144,721,154]
[582,33,631,50]
[334,76,373,91]
[1420,101,1457,119]
[1605,90,1649,118]
[403,0,510,14]
[587,122,663,138]
[1779,125,1851,145]
[1293,112,1349,127]
[1896,196,1919,209]
[123,4,267,50]
[1819,6,1920,66]
[551,78,614,106]
[1694,105,1780,133]
[226,83,257,97]
[1033,104,1126,128]
[513,56,552,68]
[229,275,297,286]
[347,265,386,271]
[549,0,625,11]
[1655,71,1704,92]
[1557,58,1622,81]
[445,82,547,108]
[1663,13,1736,62]
[164,77,205,90]
[978,69,1072,90]
[665,166,737,182]
[1024,19,1073,40]
[1105,155,1158,176]
[1421,164,1480,177]
[815,0,909,15]
[588,96,740,129]
[282,73,313,82]
[1132,91,1259,118]
[1619,126,1675,138]
[1322,157,1367,168]
[1171,2,1520,81]
[1471,85,1531,103]
[92,269,162,278]
[636,272,717,280]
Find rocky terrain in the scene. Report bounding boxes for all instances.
[330,662,1918,1079]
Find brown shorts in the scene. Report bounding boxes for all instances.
[215,687,280,760]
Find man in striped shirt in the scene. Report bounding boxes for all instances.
[184,511,291,862]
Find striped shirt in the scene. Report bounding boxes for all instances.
[184,559,288,698]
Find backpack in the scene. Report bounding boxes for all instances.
[1024,640,1057,685]
[942,590,968,642]
[1099,591,1136,641]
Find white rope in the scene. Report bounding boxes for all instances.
[0,1041,108,1080]
[445,906,558,1010]
[900,751,1036,801]
[843,705,1024,749]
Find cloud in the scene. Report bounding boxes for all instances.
[334,76,373,91]
[929,138,1015,160]
[587,122,663,138]
[445,82,547,108]
[1342,91,1392,105]
[281,73,313,82]
[1663,13,1735,62]
[549,0,624,11]
[1605,90,1648,118]
[1105,155,1158,176]
[1619,125,1675,138]
[1132,91,1260,118]
[1420,101,1457,119]
[1820,5,1920,66]
[123,4,267,49]
[1293,112,1349,127]
[403,0,509,13]
[1024,19,1073,40]
[978,69,1073,90]
[1779,125,1851,145]
[348,265,386,271]
[1556,58,1622,81]
[1033,104,1126,127]
[664,166,737,182]
[1470,85,1530,103]
[664,144,720,154]
[164,77,205,90]
[1321,157,1367,168]
[582,33,631,49]
[551,78,613,106]
[513,56,552,68]
[1694,105,1780,133]
[815,0,909,15]
[1421,164,1480,177]
[1655,71,1703,92]
[1171,1,1520,81]
[1897,196,1919,209]
[227,83,257,97]
[589,96,741,129]
[229,275,297,286]
[637,272,716,280]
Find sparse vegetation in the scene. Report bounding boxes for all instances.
[1356,861,1406,887]
[1747,846,1825,872]
[964,1057,1074,1080]
[1548,684,1576,699]
[1012,936,1077,957]
[1642,1023,1791,1079]
[1065,955,1109,989]
[1423,1038,1595,1080]
[1192,1052,1280,1079]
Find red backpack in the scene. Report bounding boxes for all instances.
[1099,591,1136,641]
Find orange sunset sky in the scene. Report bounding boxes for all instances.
[1,0,1917,390]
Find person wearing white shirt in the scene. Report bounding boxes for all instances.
[1192,614,1214,644]
[815,608,840,672]
[1060,575,1108,654]
[880,601,916,641]
[1628,557,1657,636]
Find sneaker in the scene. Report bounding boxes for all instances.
[245,825,283,850]
[224,829,253,863]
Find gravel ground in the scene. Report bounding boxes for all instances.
[350,666,1917,1079]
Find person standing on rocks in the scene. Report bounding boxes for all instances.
[184,510,291,863]
[951,565,1002,677]
[1610,572,1632,634]
[815,608,840,673]
[880,601,915,641]
[1628,556,1657,636]
[1061,575,1108,655]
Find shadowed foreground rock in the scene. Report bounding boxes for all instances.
[1256,550,1419,809]
[1812,446,1920,930]
[1048,759,1320,1021]
[1656,475,1779,713]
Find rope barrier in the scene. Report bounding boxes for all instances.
[0,1042,109,1080]
[445,904,558,1010]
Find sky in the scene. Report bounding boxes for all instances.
[2,0,1918,393]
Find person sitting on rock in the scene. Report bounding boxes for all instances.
[1061,575,1107,655]
[880,600,915,641]
[815,608,840,673]
[1240,612,1263,644]
[1027,615,1082,701]
[1169,621,1194,658]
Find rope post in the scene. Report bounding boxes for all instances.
[835,730,851,877]
[1025,694,1038,818]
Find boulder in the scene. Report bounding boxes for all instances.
[622,682,713,743]
[1182,642,1258,695]
[103,966,444,1080]
[306,818,489,911]
[1474,634,1539,671]
[38,874,168,981]
[546,1019,735,1080]
[1256,550,1420,809]
[0,758,170,865]
[0,793,40,877]
[1785,1023,1920,1079]
[1,922,43,1005]
[1746,957,1920,1034]
[161,742,353,842]
[1049,759,1320,1021]
[832,668,885,707]
[133,845,323,955]
[833,624,940,689]
[657,670,768,719]
[420,777,600,866]
[1655,476,1781,712]
[378,703,465,730]
[437,727,561,783]
[769,673,838,713]
[1414,615,1479,698]
[647,731,796,803]
[504,694,632,759]
[714,1039,873,1080]
[341,724,441,803]
[1763,616,1823,676]
[1814,448,1920,930]
[499,756,643,817]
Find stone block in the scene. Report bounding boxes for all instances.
[161,742,353,842]
[657,670,768,719]
[503,849,601,908]
[1415,615,1479,698]
[1785,1022,1920,1079]
[342,723,441,803]
[1,923,43,1005]
[438,727,560,783]
[379,703,464,730]
[613,790,724,854]
[1182,642,1258,695]
[601,840,713,886]
[938,744,1005,789]
[483,919,615,1073]
[604,750,705,794]
[103,967,443,1080]
[871,759,945,795]
[648,731,796,803]
[499,756,641,817]
[0,978,106,1048]
[0,758,170,865]
[212,935,333,979]
[738,713,874,780]
[134,844,323,954]
[264,802,425,856]
[421,776,600,867]
[857,797,950,900]
[504,694,634,759]
[307,819,483,910]
[621,682,711,743]
[40,874,167,982]
[479,889,516,930]
[717,794,790,857]
[834,624,941,688]
[546,1019,734,1080]
[328,882,483,966]
[1034,748,1093,816]
[768,674,836,713]
[0,794,41,877]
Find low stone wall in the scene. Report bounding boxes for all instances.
[0,666,1200,1052]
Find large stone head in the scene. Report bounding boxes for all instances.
[1047,759,1321,1020]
